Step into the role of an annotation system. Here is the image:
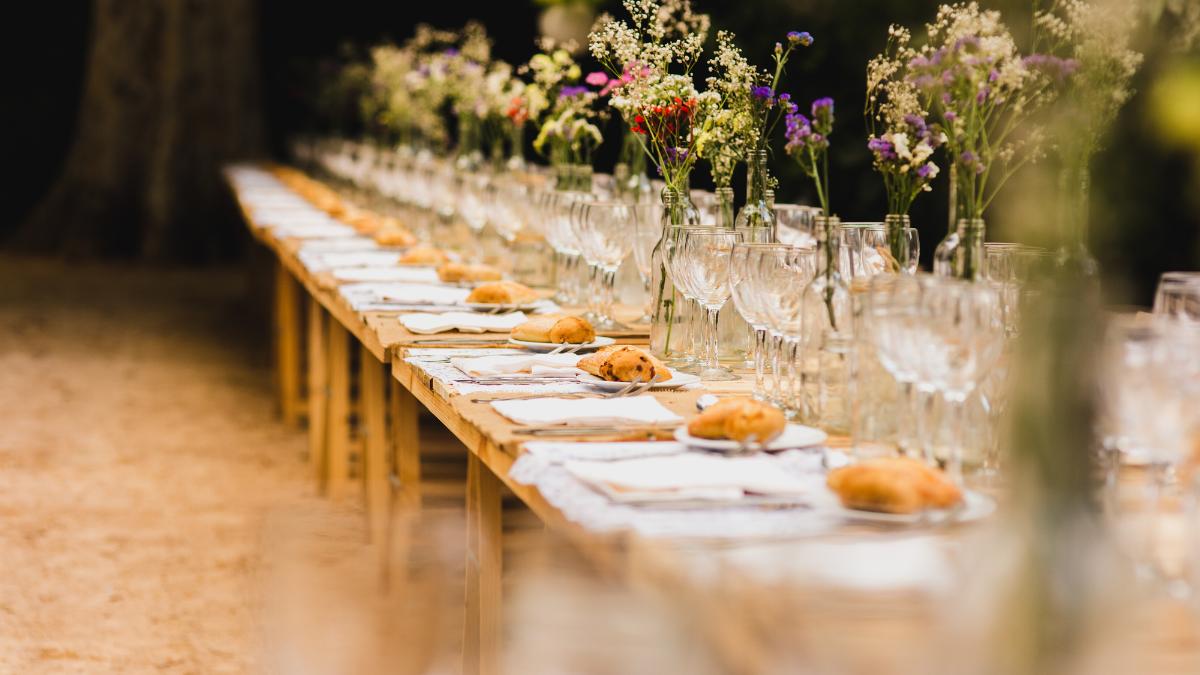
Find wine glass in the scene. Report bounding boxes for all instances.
[578,201,635,330]
[677,229,743,381]
[904,227,920,273]
[773,204,819,248]
[731,243,787,399]
[631,203,662,324]
[662,225,715,372]
[757,244,818,415]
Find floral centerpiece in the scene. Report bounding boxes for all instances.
[1034,0,1142,270]
[589,0,714,359]
[522,42,607,188]
[864,25,944,269]
[906,2,1067,279]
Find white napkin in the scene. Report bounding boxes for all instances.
[401,311,528,335]
[375,284,469,305]
[272,223,358,239]
[332,267,440,283]
[491,395,682,426]
[565,454,811,503]
[450,353,582,377]
[302,251,403,271]
[300,237,383,253]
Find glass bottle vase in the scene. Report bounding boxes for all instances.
[884,214,911,273]
[800,216,854,434]
[733,149,776,242]
[649,184,700,359]
[934,218,985,280]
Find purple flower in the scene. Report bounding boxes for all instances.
[868,136,897,161]
[960,151,986,175]
[917,163,937,178]
[811,97,835,133]
[559,85,589,98]
[443,48,460,56]
[944,110,958,123]
[976,86,990,104]
[1023,54,1080,83]
[750,85,774,101]
[787,31,814,47]
[664,146,689,164]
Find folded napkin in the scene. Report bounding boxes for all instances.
[302,251,404,271]
[490,395,682,426]
[373,284,470,306]
[400,311,528,335]
[300,237,383,253]
[565,454,811,504]
[450,353,582,377]
[332,267,440,283]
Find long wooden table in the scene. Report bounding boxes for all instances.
[228,164,1200,675]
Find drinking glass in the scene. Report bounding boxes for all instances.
[678,229,743,381]
[757,245,818,415]
[660,225,705,370]
[903,227,920,273]
[578,201,635,330]
[865,275,925,458]
[731,243,788,399]
[836,222,883,280]
[631,203,662,324]
[773,204,819,248]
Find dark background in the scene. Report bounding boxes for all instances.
[6,0,1197,303]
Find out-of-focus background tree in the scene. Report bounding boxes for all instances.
[5,0,1197,301]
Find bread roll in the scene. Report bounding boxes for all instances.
[438,262,503,283]
[576,345,672,383]
[465,281,539,305]
[399,246,450,265]
[686,398,786,444]
[374,220,417,247]
[511,316,596,344]
[825,457,963,514]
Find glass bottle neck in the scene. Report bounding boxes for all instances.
[745,149,770,203]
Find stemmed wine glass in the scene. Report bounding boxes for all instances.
[631,203,662,324]
[757,244,817,415]
[730,243,787,400]
[577,201,635,330]
[661,225,709,372]
[677,229,743,381]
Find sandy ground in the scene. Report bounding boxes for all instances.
[0,257,393,673]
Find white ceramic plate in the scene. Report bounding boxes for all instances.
[508,336,616,353]
[832,490,996,525]
[673,423,828,452]
[463,301,542,313]
[576,371,699,391]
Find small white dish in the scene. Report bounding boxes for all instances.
[508,336,616,353]
[673,423,828,452]
[576,371,699,391]
[832,490,996,525]
[464,301,543,313]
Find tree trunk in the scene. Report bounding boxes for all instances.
[15,0,262,260]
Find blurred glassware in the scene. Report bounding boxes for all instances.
[773,204,818,248]
[677,229,743,381]
[1152,271,1200,321]
[758,244,818,416]
[577,201,635,330]
[731,243,792,400]
[630,204,663,324]
[800,216,854,432]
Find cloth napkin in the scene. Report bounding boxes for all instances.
[490,395,682,426]
[299,237,383,253]
[400,311,528,334]
[565,454,811,504]
[332,267,440,283]
[369,282,468,303]
[450,353,582,377]
[272,223,358,239]
[301,251,403,271]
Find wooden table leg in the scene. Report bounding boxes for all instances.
[273,261,304,426]
[390,378,422,510]
[360,345,389,551]
[464,452,502,675]
[307,297,328,485]
[325,315,351,500]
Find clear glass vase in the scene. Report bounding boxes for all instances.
[649,183,700,360]
[884,214,912,273]
[934,218,985,280]
[734,149,776,242]
[800,216,854,433]
[713,186,735,229]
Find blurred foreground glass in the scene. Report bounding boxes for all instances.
[1152,272,1200,321]
[630,204,662,324]
[731,243,790,400]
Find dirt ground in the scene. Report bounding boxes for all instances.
[0,256,421,673]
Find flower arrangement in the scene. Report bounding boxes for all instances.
[906,2,1066,221]
[864,25,944,217]
[589,0,716,194]
[785,97,836,216]
[523,43,608,168]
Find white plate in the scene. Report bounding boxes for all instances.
[508,336,616,353]
[576,371,699,391]
[673,423,828,452]
[464,302,543,312]
[832,490,996,525]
